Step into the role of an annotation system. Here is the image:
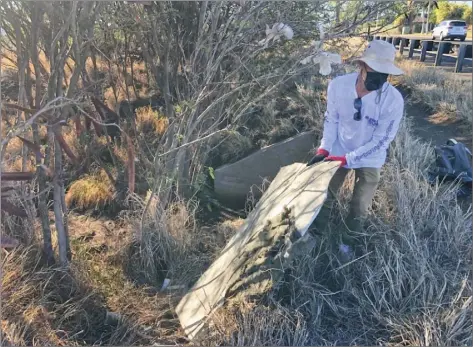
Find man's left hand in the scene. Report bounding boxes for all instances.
[326,155,347,167]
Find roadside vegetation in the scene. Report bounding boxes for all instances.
[396,59,472,124]
[1,1,471,346]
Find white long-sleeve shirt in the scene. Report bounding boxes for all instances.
[319,72,404,169]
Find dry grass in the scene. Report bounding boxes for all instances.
[130,195,214,288]
[1,246,134,346]
[2,136,36,172]
[61,78,471,345]
[135,105,169,135]
[1,213,183,346]
[67,215,184,345]
[4,137,23,156]
[2,75,471,345]
[1,121,37,172]
[1,49,78,87]
[117,93,471,346]
[112,143,129,164]
[2,33,471,346]
[207,130,254,168]
[396,59,472,124]
[207,119,472,346]
[65,170,115,211]
[210,304,309,346]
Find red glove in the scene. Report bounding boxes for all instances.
[316,148,329,157]
[326,155,347,167]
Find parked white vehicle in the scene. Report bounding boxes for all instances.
[432,20,468,41]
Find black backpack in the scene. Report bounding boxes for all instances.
[428,139,472,195]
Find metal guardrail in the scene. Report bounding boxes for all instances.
[368,35,472,73]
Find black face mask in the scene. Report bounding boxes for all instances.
[364,71,389,91]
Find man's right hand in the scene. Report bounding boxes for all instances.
[307,148,329,166]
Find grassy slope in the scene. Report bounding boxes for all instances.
[395,59,472,125]
[2,44,472,346]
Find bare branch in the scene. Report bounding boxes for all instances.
[1,97,73,148]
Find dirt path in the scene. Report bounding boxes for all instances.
[398,84,472,151]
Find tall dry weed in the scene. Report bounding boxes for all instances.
[397,60,472,124]
[209,117,472,346]
[1,246,134,346]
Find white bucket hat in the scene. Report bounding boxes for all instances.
[354,40,404,75]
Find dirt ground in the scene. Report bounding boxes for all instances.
[397,84,472,151]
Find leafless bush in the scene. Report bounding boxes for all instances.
[128,1,399,289]
[1,1,104,266]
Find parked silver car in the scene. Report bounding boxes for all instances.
[432,20,468,41]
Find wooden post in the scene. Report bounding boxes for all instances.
[420,40,429,62]
[465,44,472,58]
[408,39,418,58]
[455,44,467,73]
[442,42,452,54]
[399,38,407,55]
[435,42,445,66]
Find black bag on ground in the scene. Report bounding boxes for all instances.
[428,139,472,196]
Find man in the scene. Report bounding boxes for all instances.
[307,40,404,254]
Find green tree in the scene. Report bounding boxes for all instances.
[432,2,470,23]
[462,6,472,25]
